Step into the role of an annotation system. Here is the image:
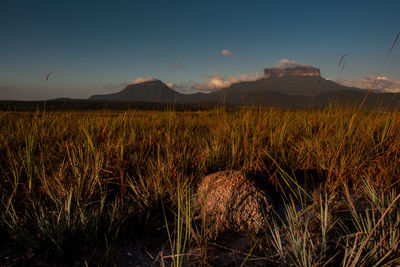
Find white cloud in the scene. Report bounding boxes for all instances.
[125,77,158,85]
[222,49,234,57]
[275,59,311,69]
[166,82,188,93]
[166,82,175,88]
[334,76,400,92]
[191,72,260,92]
[166,82,184,89]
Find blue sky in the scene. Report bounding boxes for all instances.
[1,0,399,99]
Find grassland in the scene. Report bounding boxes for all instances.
[1,106,400,266]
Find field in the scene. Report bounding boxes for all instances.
[1,106,400,266]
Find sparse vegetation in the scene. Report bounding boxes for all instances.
[1,105,400,266]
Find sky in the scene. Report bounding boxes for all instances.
[1,0,400,100]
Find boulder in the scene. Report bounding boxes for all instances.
[196,170,271,236]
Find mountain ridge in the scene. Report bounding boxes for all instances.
[88,75,365,106]
[86,64,400,108]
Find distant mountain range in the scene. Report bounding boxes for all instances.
[89,69,398,107]
[2,66,399,110]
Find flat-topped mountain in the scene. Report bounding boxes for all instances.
[178,75,362,106]
[219,75,360,98]
[264,66,321,78]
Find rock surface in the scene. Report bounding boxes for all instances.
[264,66,321,78]
[196,170,271,236]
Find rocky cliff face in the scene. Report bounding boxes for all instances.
[264,66,321,78]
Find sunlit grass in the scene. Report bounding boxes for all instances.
[0,106,400,265]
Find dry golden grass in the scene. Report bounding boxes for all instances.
[0,106,399,265]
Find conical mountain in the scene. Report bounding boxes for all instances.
[89,80,180,102]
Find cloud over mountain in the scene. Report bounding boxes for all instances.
[190,72,260,92]
[166,82,186,90]
[335,76,400,93]
[275,59,311,69]
[125,77,158,85]
[96,77,160,93]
